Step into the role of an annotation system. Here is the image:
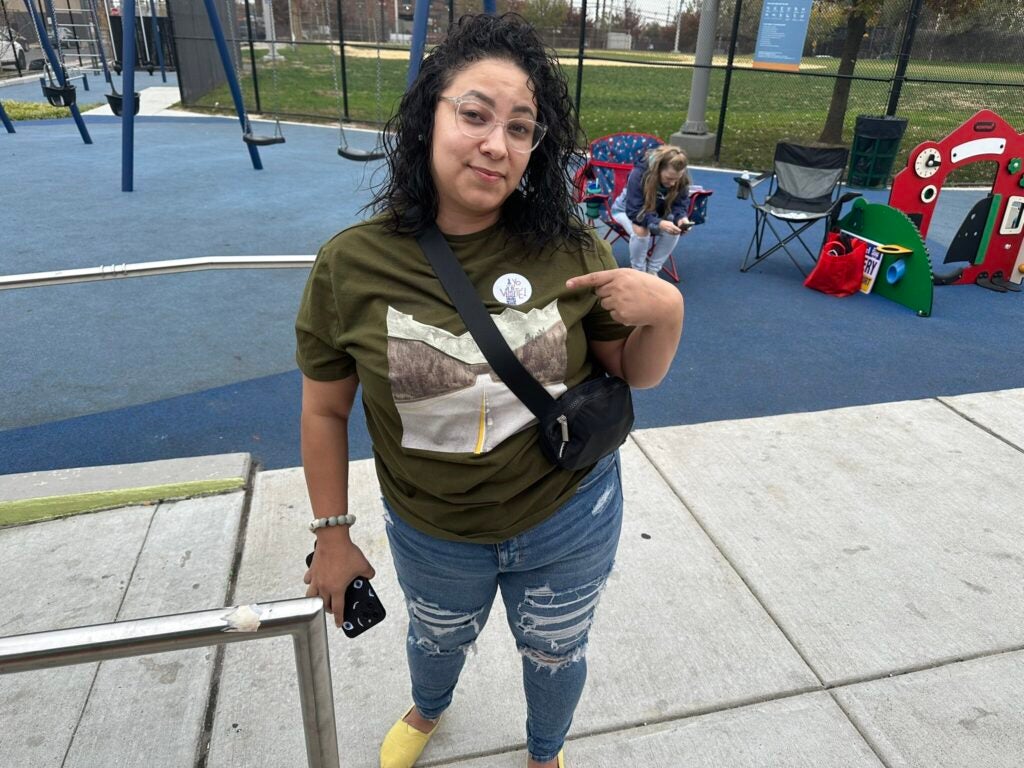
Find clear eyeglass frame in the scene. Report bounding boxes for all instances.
[439,95,547,153]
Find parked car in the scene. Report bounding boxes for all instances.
[0,28,28,71]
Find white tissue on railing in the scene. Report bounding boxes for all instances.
[222,604,264,632]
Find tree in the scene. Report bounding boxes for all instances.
[608,0,644,38]
[816,0,980,144]
[511,0,572,32]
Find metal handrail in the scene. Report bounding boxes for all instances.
[0,255,316,290]
[0,597,340,768]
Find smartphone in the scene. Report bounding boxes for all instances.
[305,548,386,638]
[341,577,386,638]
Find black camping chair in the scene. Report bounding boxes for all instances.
[736,143,861,275]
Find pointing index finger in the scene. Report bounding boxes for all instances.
[566,269,618,291]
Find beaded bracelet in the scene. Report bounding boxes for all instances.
[308,514,357,533]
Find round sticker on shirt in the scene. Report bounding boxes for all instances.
[492,273,532,306]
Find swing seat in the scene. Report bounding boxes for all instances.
[244,132,286,146]
[42,83,76,107]
[337,146,385,161]
[106,92,140,117]
[243,117,286,147]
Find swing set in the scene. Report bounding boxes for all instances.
[332,0,385,161]
[226,0,284,146]
[21,0,92,143]
[12,0,496,190]
[205,0,496,165]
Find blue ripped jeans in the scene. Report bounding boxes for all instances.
[383,451,623,763]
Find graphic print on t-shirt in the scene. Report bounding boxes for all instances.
[387,302,568,454]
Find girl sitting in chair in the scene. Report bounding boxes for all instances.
[610,145,692,275]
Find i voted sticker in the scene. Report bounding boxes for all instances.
[493,273,532,306]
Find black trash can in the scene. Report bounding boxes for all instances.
[848,115,908,188]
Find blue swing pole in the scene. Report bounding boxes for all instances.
[406,0,495,87]
[405,0,429,88]
[148,0,166,82]
[24,0,92,144]
[201,0,262,170]
[0,100,14,133]
[40,0,87,93]
[121,0,136,189]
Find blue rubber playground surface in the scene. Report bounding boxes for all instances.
[1,105,1021,475]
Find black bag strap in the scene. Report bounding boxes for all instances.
[416,225,555,420]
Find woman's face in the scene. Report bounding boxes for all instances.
[429,57,538,234]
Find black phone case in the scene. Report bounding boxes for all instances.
[341,577,386,638]
[305,548,386,638]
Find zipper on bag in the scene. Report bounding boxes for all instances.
[557,414,569,458]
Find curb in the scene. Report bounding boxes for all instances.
[0,453,251,527]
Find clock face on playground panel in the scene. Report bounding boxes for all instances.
[914,147,942,178]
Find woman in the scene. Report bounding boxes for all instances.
[296,14,683,768]
[610,144,692,275]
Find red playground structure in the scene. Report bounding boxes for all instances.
[889,110,1024,292]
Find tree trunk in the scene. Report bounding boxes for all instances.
[818,10,869,145]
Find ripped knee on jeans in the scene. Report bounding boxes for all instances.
[518,642,588,674]
[515,575,609,672]
[407,597,484,657]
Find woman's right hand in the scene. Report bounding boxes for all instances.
[304,533,376,627]
[658,219,682,235]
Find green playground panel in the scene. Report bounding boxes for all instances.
[839,198,935,317]
[975,193,1002,264]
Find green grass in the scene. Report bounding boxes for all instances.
[192,43,405,125]
[4,100,81,120]
[191,44,1024,185]
[0,478,246,527]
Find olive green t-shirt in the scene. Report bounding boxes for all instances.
[295,220,632,543]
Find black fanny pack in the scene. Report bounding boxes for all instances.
[417,226,634,471]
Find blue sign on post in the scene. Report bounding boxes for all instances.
[753,0,813,72]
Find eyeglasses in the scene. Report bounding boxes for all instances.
[439,95,547,153]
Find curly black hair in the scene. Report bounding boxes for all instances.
[367,13,589,254]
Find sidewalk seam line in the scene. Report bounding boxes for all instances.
[423,684,827,766]
[59,502,160,768]
[935,397,1024,455]
[826,642,1024,688]
[193,459,259,768]
[439,641,1024,764]
[826,690,895,768]
[628,433,828,686]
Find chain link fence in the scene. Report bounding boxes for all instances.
[1,8,35,77]
[1,0,175,82]
[702,0,1024,182]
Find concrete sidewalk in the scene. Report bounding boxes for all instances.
[85,85,184,116]
[2,389,1023,767]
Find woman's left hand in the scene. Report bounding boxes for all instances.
[567,268,682,328]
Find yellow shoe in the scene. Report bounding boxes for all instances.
[557,749,565,767]
[379,706,441,768]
